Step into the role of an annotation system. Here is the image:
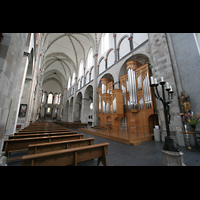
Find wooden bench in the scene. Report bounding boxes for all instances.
[22,143,110,166]
[10,131,77,139]
[55,121,88,129]
[27,138,95,155]
[18,129,71,134]
[3,134,84,158]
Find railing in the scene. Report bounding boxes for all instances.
[92,125,155,141]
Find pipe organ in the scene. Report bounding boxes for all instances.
[98,78,123,129]
[98,60,158,133]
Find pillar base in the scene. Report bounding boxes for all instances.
[161,150,185,166]
[0,151,7,166]
[163,136,179,152]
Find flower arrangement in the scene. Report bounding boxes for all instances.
[180,112,200,125]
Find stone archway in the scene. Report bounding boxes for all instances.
[82,85,93,125]
[68,97,73,122]
[75,92,82,122]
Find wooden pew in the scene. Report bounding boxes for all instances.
[3,134,84,158]
[27,138,95,155]
[15,130,72,135]
[55,121,88,129]
[18,129,71,134]
[9,131,77,139]
[19,123,66,131]
[22,143,110,166]
[19,127,68,131]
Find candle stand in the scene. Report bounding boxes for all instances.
[150,78,179,152]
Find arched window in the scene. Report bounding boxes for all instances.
[101,33,109,55]
[119,36,129,59]
[42,91,47,103]
[87,48,93,71]
[133,33,148,48]
[47,93,53,104]
[78,59,84,79]
[71,72,75,86]
[90,67,94,81]
[81,76,84,87]
[54,93,59,104]
[42,92,45,103]
[47,107,51,113]
[86,72,89,84]
[78,80,81,90]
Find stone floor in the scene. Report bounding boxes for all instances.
[6,128,200,166]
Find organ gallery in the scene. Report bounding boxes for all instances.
[98,60,158,134]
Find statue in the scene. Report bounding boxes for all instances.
[180,91,191,114]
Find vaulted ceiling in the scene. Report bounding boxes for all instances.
[41,33,103,90]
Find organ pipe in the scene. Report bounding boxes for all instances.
[128,68,138,109]
[102,84,106,94]
[113,97,116,113]
[127,69,132,103]
[99,94,101,113]
[126,80,129,94]
[143,71,152,109]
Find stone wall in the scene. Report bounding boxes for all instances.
[0,33,29,150]
[170,33,200,129]
[148,33,183,140]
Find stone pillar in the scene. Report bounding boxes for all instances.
[81,98,89,123]
[68,105,73,122]
[128,36,133,51]
[148,33,183,140]
[93,53,99,126]
[116,48,119,60]
[105,58,107,70]
[161,150,185,166]
[71,75,78,122]
[0,151,7,166]
[113,34,117,62]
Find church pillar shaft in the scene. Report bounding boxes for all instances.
[93,53,99,126]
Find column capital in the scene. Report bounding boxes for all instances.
[93,53,98,58]
[128,36,133,41]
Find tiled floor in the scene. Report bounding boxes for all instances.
[6,128,200,166]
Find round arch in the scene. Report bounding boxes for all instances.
[118,53,152,81]
[98,73,114,88]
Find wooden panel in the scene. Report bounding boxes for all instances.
[3,134,84,155]
[10,131,77,139]
[22,143,110,166]
[28,138,95,155]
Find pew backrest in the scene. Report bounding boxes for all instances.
[3,134,84,156]
[28,138,95,154]
[22,143,110,166]
[16,129,72,135]
[10,131,77,139]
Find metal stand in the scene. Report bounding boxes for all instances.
[150,81,179,152]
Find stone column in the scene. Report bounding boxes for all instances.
[71,76,78,122]
[105,58,108,70]
[113,34,117,63]
[93,53,99,126]
[81,98,89,123]
[128,36,133,51]
[148,33,183,141]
